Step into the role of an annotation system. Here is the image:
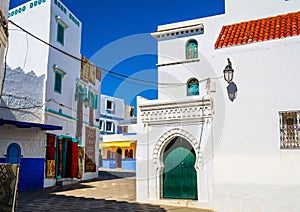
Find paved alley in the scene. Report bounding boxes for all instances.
[16,170,210,212]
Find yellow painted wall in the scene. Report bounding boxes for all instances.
[103,143,136,159]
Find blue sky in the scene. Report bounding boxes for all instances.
[9,0,225,109]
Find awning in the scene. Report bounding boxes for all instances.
[99,141,136,148]
[0,119,62,130]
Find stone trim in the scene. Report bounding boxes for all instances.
[152,128,203,169]
[140,97,212,125]
[151,23,204,40]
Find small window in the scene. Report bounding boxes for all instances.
[106,121,113,132]
[106,100,114,111]
[280,111,300,149]
[56,22,65,45]
[125,149,129,158]
[54,71,63,94]
[130,106,134,117]
[186,39,198,60]
[187,78,199,96]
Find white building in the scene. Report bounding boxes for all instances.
[99,94,128,135]
[136,0,300,211]
[0,0,10,98]
[0,0,100,190]
[0,65,64,191]
[99,94,137,170]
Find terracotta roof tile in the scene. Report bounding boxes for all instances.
[215,11,300,49]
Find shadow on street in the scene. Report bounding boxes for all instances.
[98,169,136,180]
[17,193,166,212]
[17,170,164,212]
[16,170,209,211]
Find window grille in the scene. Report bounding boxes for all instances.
[279,111,300,149]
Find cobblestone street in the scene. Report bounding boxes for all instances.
[16,170,210,212]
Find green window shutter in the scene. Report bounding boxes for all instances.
[94,94,98,109]
[57,22,65,45]
[54,71,62,94]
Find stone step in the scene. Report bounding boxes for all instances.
[56,178,79,186]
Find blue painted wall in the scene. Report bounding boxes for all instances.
[102,159,136,171]
[19,158,44,191]
[102,159,110,169]
[0,158,44,191]
[122,159,136,171]
[102,159,116,169]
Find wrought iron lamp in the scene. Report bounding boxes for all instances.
[223,58,234,83]
[227,82,238,102]
[223,58,238,102]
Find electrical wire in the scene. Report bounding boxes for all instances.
[8,20,223,87]
[8,20,159,85]
[0,104,43,110]
[1,93,45,110]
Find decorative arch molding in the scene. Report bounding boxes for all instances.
[153,128,203,169]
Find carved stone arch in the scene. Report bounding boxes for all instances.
[153,128,203,169]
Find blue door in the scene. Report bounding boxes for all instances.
[6,143,21,164]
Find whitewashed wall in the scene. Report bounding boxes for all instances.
[44,0,82,141]
[100,94,125,119]
[138,0,300,211]
[6,0,99,183]
[211,36,300,212]
[100,94,125,134]
[7,0,51,77]
[0,66,45,123]
[46,0,82,114]
[0,125,46,158]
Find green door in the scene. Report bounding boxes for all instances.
[163,146,197,200]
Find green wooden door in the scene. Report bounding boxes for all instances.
[163,146,197,200]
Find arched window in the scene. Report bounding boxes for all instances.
[6,143,21,164]
[187,78,199,96]
[186,39,198,60]
[125,149,129,158]
[107,150,111,159]
[129,149,133,158]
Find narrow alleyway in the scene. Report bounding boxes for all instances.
[16,170,210,212]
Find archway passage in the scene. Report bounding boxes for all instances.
[163,137,197,200]
[116,148,122,168]
[6,143,21,164]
